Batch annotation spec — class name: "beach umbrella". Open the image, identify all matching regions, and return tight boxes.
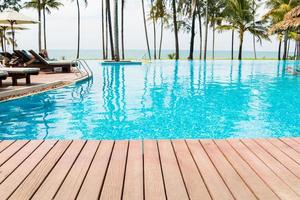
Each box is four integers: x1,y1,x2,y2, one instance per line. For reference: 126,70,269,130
0,10,38,51
0,24,28,52
269,6,300,59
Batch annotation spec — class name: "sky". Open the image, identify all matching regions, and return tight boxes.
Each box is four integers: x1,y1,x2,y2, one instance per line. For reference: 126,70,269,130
14,0,281,52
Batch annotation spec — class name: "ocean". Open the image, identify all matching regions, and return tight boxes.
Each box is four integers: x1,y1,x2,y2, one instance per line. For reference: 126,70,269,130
47,49,280,60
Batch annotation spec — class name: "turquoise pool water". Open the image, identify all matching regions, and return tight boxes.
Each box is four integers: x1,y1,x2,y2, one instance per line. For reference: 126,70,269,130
0,60,300,140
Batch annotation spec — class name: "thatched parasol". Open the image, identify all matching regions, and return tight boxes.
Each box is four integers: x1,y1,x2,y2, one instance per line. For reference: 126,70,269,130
269,6,300,59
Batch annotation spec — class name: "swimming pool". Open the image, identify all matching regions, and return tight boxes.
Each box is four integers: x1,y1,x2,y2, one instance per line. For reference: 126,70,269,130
0,60,300,140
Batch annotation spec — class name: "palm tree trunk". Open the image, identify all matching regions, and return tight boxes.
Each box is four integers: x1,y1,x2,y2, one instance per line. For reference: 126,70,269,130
113,0,119,61
231,29,234,60
238,31,244,60
0,31,4,52
282,31,288,60
106,0,114,59
102,0,106,59
151,0,157,59
212,22,215,60
287,39,290,59
142,0,151,60
252,0,256,59
172,0,179,60
278,37,281,60
121,0,125,60
105,5,108,59
203,0,208,60
188,9,196,60
198,8,202,60
43,6,47,50
37,0,42,52
159,18,163,59
76,0,80,59
296,39,300,60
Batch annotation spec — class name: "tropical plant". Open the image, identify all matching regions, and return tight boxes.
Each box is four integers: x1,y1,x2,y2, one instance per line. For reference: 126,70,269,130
24,0,42,51
172,0,179,59
0,0,22,11
150,0,169,59
71,0,87,59
264,0,300,60
218,0,269,60
113,0,119,61
142,0,151,60
24,0,63,50
121,0,125,59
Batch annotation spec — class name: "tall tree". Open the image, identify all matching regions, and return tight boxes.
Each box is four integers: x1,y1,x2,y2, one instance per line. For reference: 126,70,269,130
150,0,157,59
150,0,169,59
106,0,114,59
172,0,179,59
0,0,22,11
142,0,151,60
70,0,87,59
203,0,208,60
264,0,300,60
113,0,119,61
121,0,125,59
219,0,269,60
101,0,106,59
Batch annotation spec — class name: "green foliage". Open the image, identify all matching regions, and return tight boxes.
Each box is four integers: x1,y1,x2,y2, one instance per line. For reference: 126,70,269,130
167,53,176,59
24,0,63,13
0,0,22,11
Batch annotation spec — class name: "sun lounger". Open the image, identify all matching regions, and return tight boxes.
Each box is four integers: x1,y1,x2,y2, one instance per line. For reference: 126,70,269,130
0,67,39,86
29,50,74,73
0,70,8,86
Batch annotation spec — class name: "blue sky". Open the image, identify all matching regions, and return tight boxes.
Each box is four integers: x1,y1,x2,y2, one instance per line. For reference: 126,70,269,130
15,0,283,52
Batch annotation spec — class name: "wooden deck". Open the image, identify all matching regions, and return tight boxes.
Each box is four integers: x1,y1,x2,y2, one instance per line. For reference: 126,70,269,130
0,138,299,200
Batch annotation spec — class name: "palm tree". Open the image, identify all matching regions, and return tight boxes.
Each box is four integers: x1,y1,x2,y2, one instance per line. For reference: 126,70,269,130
172,0,179,59
106,0,114,59
24,0,42,51
264,0,300,60
150,0,157,59
71,0,87,59
113,0,119,61
142,0,151,60
42,0,63,50
203,0,208,60
150,0,169,59
101,0,106,59
219,0,269,60
121,0,125,60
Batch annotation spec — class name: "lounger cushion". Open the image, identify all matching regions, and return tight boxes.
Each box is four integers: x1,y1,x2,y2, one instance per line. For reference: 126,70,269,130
1,67,40,75
0,70,8,79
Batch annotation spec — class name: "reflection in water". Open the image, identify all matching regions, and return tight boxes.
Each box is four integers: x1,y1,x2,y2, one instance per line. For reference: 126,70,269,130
0,60,300,140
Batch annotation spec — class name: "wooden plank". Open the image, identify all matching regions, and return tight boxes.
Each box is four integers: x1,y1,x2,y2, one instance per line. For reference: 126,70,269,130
215,140,279,200
0,140,42,183
255,139,300,178
186,140,234,200
268,138,300,164
228,139,299,200
172,140,211,200
0,140,28,166
158,140,189,200
122,141,144,200
292,138,300,144
0,140,15,153
31,140,86,200
8,140,71,200
201,140,256,200
242,139,300,195
281,138,300,153
54,141,99,200
77,141,114,200
0,140,58,199
144,140,166,200
99,140,128,200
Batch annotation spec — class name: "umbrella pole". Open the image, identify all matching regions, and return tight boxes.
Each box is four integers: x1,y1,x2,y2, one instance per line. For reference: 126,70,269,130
3,27,6,52
10,21,15,51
